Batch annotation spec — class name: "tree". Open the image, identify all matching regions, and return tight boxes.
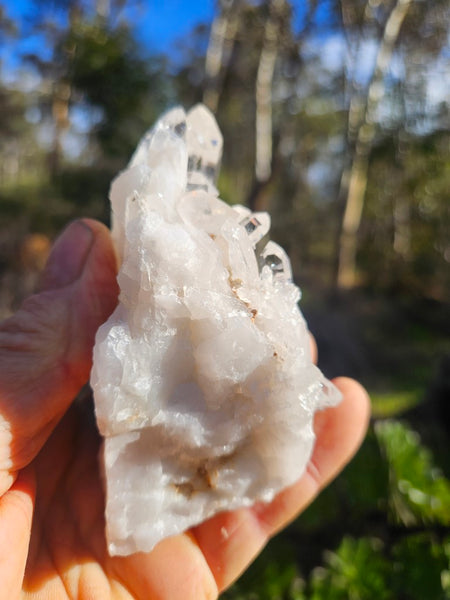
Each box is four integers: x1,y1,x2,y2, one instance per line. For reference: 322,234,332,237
68,21,166,159
254,0,288,185
334,0,450,289
336,0,413,288
203,0,241,114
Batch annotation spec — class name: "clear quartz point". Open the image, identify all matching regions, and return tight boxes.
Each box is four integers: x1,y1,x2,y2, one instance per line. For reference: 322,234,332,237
239,212,271,254
91,103,342,557
159,106,187,131
186,104,223,184
129,107,187,169
259,240,293,282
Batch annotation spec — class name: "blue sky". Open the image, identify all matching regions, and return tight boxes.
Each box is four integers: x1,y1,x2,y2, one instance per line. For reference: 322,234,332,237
1,0,335,69
0,0,342,97
1,0,216,62
133,0,216,53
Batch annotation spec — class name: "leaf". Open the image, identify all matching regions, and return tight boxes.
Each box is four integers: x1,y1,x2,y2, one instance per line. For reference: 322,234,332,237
375,420,450,525
221,537,306,600
310,537,393,600
390,533,450,600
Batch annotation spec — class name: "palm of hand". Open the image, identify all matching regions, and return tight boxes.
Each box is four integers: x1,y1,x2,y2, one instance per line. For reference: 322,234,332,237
23,394,222,599
0,220,369,599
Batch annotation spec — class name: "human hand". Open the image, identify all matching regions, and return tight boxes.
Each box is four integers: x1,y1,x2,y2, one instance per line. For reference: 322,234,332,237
0,219,370,599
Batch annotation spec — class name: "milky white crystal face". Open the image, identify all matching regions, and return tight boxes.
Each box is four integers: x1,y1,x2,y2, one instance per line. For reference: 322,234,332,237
91,104,341,556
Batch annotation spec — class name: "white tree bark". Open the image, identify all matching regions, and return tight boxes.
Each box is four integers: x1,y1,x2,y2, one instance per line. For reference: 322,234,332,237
255,0,285,183
337,0,413,288
203,0,239,113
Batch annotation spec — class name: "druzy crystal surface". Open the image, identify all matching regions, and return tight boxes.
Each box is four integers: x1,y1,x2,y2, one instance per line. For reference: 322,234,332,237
91,104,341,556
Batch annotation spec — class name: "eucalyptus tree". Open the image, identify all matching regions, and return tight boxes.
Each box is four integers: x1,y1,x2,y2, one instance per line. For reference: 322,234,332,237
334,0,450,289
20,0,165,174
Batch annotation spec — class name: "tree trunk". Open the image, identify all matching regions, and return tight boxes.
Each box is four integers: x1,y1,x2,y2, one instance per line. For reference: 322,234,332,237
255,0,284,185
336,0,412,289
49,81,71,177
48,3,82,177
203,0,239,114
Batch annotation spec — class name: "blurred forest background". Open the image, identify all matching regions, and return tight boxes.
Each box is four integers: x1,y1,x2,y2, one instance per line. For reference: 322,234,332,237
0,0,449,597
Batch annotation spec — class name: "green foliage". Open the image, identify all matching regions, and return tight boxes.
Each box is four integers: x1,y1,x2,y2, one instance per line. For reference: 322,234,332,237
310,537,393,600
308,533,450,600
221,538,307,600
362,132,450,296
375,420,450,526
0,84,31,139
371,389,421,418
53,165,112,217
68,21,169,157
391,534,450,600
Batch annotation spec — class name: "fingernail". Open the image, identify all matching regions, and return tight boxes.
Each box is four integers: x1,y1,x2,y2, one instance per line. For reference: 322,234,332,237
41,221,94,290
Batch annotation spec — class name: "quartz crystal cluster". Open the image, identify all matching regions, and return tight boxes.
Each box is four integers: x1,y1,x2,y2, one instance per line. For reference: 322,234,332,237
91,104,341,556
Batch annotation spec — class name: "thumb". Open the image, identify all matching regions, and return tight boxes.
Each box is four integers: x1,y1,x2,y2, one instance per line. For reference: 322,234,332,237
0,219,118,496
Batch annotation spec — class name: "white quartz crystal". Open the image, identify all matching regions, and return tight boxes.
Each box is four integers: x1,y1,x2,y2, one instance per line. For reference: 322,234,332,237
91,104,341,557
